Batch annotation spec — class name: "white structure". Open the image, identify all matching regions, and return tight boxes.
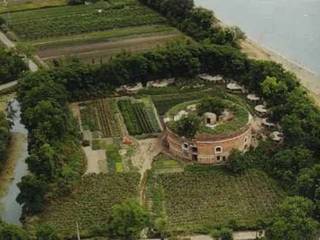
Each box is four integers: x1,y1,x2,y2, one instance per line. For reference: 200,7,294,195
227,82,243,91
255,105,268,114
247,94,260,102
262,118,276,128
187,104,197,111
199,74,224,82
125,82,143,93
270,131,284,142
147,78,175,88
173,110,188,121
204,112,217,126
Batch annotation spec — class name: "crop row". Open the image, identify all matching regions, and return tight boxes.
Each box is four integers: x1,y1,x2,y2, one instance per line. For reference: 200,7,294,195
39,173,140,237
95,99,121,137
118,99,160,136
147,169,284,232
3,1,168,40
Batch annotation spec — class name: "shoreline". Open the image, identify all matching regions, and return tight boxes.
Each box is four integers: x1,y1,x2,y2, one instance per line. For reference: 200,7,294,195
0,133,26,197
241,38,320,105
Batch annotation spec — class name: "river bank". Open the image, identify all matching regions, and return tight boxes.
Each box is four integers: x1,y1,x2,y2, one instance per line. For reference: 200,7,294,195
0,133,26,197
241,38,320,105
0,100,28,225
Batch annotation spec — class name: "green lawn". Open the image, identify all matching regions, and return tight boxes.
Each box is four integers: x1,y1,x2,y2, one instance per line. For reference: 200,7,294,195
36,173,140,238
147,166,285,233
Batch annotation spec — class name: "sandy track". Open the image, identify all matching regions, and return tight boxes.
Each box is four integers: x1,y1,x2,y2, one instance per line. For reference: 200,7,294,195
242,39,320,105
38,33,181,60
83,146,106,175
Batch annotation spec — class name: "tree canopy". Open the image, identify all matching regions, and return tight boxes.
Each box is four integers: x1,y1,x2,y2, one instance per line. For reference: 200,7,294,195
266,196,319,240
107,200,150,240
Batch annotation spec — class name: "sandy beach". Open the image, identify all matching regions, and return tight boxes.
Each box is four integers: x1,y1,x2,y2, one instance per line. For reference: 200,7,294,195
241,38,320,105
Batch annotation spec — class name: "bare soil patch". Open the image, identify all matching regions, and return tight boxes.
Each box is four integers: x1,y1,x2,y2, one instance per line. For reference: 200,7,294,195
38,33,182,61
83,146,106,175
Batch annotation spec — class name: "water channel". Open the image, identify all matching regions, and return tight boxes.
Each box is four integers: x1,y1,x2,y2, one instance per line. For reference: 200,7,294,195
0,100,28,225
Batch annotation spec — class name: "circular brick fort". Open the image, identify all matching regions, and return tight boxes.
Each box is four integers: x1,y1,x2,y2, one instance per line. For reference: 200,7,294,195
163,99,253,164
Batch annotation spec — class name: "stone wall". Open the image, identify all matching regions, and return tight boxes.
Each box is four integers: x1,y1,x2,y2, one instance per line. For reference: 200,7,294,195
166,126,252,164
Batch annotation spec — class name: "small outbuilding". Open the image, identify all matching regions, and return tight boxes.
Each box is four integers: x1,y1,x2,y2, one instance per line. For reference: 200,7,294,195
204,112,217,126
255,105,268,115
147,78,175,88
227,82,243,91
199,74,224,83
125,82,143,93
270,131,284,142
247,94,260,102
262,118,276,128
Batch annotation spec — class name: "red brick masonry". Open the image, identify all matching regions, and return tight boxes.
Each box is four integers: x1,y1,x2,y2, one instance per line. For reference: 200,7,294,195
166,125,252,164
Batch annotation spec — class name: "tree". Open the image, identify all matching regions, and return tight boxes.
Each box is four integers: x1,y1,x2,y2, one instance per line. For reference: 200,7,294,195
26,144,58,180
227,150,251,174
15,43,36,58
16,175,48,214
296,165,320,220
175,114,200,138
0,48,27,84
0,222,29,240
160,0,194,19
107,200,149,240
211,226,233,240
261,76,288,105
0,112,10,164
266,146,314,188
266,196,319,240
36,224,60,240
198,97,225,116
154,217,169,240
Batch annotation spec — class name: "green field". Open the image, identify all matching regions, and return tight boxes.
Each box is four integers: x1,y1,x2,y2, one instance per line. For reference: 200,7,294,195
147,165,285,233
118,97,161,136
1,0,183,63
0,0,66,13
2,0,167,40
37,173,140,238
79,99,122,138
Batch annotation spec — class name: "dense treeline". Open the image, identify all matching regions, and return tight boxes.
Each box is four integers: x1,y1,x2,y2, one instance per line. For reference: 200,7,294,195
16,71,85,215
139,0,245,47
0,48,27,84
47,40,320,237
0,112,10,169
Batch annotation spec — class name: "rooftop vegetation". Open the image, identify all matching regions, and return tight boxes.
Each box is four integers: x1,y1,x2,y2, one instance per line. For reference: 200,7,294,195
166,97,249,138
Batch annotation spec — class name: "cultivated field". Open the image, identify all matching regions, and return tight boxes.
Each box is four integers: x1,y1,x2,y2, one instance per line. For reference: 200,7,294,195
79,98,122,138
0,0,66,13
37,173,140,237
1,0,184,63
147,166,284,232
118,97,161,136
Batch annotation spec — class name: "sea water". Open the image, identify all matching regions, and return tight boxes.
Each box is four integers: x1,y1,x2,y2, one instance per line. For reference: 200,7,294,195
195,0,320,75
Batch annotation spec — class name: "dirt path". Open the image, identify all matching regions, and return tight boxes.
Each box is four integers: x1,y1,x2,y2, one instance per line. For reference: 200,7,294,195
130,138,162,203
83,146,106,175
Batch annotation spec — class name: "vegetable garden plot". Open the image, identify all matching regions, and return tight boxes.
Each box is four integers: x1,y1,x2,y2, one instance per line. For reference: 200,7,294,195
118,98,161,136
80,99,121,137
147,169,285,232
38,173,140,237
2,0,168,40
